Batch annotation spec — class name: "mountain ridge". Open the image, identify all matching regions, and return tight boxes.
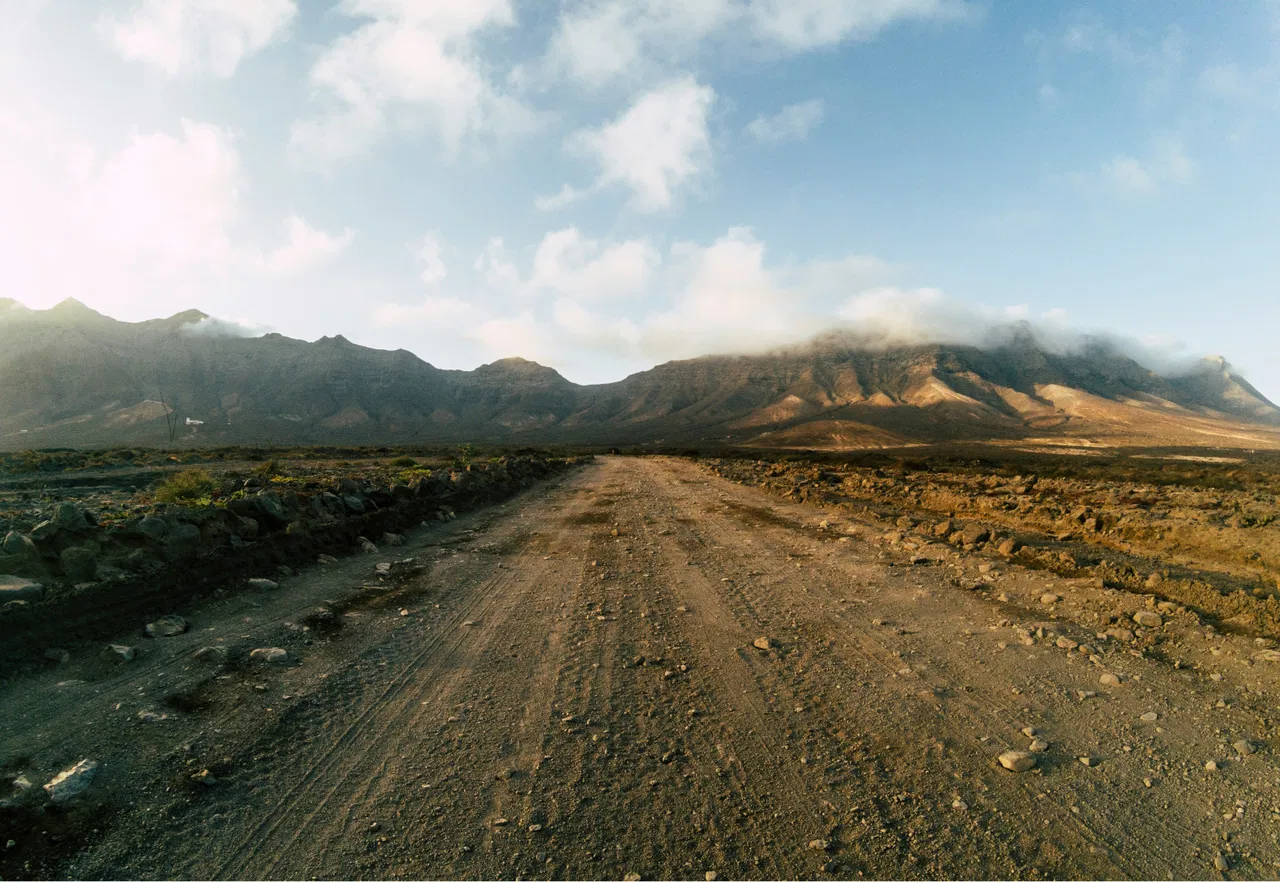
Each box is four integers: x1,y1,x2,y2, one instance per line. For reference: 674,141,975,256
1,302,1277,450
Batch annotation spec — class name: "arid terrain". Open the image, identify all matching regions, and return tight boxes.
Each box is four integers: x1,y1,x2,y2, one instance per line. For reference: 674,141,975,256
3,450,1280,879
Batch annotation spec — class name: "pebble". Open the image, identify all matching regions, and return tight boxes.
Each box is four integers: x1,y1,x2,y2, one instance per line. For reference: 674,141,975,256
753,637,773,651
706,873,717,881
247,578,279,591
145,615,188,638
1056,636,1078,650
249,647,288,664
951,798,968,811
1079,756,1096,767
1029,738,1049,753
1021,727,1037,737
1039,593,1060,605
998,750,1036,772
1099,673,1122,687
1214,853,1229,871
191,769,217,786
193,646,228,664
624,874,641,881
1234,740,1255,756
1139,712,1159,722
101,644,135,663
1205,760,1219,771
808,839,830,851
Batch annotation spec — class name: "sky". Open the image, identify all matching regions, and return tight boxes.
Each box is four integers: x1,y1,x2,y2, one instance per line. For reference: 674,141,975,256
1,1,1278,397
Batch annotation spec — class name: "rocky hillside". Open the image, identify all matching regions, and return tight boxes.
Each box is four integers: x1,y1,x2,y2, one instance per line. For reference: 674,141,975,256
3,299,1278,449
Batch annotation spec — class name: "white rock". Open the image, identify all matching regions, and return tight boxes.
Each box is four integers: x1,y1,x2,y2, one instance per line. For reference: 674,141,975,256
246,578,278,591
101,644,135,663
249,647,288,664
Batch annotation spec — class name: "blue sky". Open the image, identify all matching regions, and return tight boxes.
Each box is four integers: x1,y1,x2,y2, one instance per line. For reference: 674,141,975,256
1,1,1278,398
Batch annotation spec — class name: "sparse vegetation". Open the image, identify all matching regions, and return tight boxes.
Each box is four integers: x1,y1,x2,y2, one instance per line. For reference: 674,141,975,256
389,455,418,467
153,468,217,504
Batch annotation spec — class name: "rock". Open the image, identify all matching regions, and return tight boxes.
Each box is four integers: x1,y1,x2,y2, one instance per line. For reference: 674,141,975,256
1140,711,1159,722
1204,760,1219,771
1105,628,1135,643
381,532,405,547
191,769,217,786
135,515,168,541
1253,649,1280,663
1133,611,1163,628
145,615,188,638
932,520,957,538
956,525,991,546
234,516,260,541
359,537,378,554
2,532,38,560
1055,636,1078,650
1233,739,1256,756
1079,756,1097,767
998,750,1036,772
808,839,830,851
101,644,135,663
752,637,773,651
43,759,99,803
246,578,279,591
317,554,339,564
343,495,367,514
193,645,228,664
249,647,288,664
43,648,69,664
0,576,44,603
1040,593,1061,605
997,538,1023,556
1029,738,1049,753
1214,853,1229,872
1145,572,1163,590
1099,673,1122,687
59,545,98,582
166,523,202,560
623,874,642,882
52,502,89,532
1021,727,1037,737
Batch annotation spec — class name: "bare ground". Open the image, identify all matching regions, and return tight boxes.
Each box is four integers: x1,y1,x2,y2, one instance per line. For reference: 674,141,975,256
3,456,1280,879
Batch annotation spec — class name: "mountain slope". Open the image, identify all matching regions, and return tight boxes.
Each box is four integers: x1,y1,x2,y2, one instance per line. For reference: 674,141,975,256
2,300,1277,449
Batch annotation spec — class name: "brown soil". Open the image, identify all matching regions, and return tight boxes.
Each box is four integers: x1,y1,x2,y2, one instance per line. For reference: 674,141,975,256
2,456,1279,879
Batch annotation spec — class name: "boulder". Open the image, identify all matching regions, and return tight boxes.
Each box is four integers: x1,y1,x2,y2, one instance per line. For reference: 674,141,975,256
145,614,188,638
343,495,366,514
2,531,38,560
134,515,168,542
165,524,202,560
52,502,89,532
0,576,44,603
234,516,260,541
59,545,98,582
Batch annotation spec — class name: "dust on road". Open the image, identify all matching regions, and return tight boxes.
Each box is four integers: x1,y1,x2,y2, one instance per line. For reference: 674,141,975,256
4,457,1278,879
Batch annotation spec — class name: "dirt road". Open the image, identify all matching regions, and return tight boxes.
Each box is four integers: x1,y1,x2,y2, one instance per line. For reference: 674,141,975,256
4,456,1279,879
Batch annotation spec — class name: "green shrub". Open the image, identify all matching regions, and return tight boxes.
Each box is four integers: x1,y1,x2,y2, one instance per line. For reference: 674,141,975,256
389,455,418,467
155,468,217,504
253,459,280,479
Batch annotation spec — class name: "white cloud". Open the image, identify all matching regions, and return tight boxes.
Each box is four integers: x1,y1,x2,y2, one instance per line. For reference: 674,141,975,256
76,119,242,268
748,0,968,50
102,0,297,77
564,77,715,212
545,0,969,86
290,0,530,167
261,215,354,275
473,236,522,291
1089,138,1193,196
534,183,589,211
529,228,659,299
415,233,447,285
373,294,478,326
746,98,824,143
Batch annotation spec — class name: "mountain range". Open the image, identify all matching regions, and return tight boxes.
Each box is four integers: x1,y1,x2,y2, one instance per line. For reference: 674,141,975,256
3,298,1279,451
